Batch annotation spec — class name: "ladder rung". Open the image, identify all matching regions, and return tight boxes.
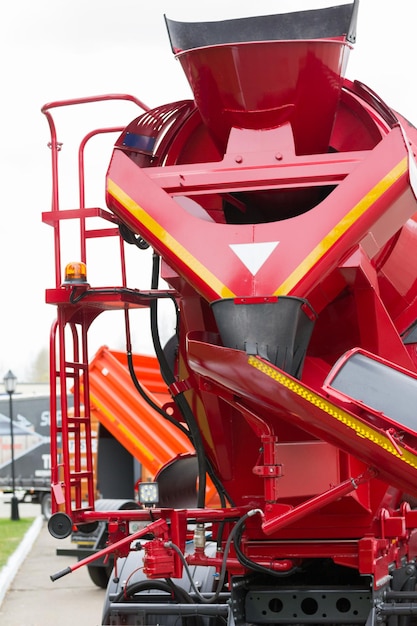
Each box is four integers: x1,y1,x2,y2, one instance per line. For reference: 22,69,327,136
69,471,93,480
67,417,90,425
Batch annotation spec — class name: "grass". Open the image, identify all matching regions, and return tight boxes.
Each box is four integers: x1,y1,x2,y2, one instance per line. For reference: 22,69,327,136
0,518,35,568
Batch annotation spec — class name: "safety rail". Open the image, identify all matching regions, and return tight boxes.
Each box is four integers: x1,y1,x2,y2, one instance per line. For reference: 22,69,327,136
41,94,149,287
43,95,149,517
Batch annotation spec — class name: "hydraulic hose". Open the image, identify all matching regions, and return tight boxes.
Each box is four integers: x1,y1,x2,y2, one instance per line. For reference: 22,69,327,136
165,509,264,603
149,252,207,508
233,517,301,578
121,249,233,507
103,579,203,626
126,351,190,438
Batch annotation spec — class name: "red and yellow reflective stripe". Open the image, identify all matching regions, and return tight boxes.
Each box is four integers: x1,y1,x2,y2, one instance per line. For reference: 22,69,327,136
274,157,408,295
248,354,417,470
107,178,235,299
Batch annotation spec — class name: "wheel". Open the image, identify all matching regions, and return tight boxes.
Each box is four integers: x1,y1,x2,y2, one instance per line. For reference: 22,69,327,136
87,564,113,589
41,492,52,520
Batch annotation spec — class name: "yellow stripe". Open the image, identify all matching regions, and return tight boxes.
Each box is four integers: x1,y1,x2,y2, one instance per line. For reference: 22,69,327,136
248,355,417,471
107,178,235,299
274,157,408,295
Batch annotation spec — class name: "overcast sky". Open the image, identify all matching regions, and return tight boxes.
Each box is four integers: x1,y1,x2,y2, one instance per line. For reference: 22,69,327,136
0,0,416,383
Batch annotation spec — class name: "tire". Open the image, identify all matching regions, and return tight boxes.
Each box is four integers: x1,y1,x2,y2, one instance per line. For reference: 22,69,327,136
87,564,113,589
41,492,52,520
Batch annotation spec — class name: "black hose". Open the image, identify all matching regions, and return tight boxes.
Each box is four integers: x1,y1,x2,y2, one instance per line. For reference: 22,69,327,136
119,222,150,249
113,578,173,602
120,252,234,508
126,351,190,438
165,579,205,626
103,579,203,626
125,310,233,507
148,253,233,509
233,519,301,578
150,252,207,508
166,510,263,604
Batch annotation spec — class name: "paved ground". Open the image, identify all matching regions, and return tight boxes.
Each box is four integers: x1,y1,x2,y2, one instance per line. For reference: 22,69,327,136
0,499,106,625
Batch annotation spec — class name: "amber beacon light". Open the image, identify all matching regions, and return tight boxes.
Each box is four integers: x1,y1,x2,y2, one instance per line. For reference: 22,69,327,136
62,261,88,285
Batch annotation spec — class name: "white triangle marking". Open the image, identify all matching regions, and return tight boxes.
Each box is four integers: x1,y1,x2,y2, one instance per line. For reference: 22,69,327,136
229,241,279,275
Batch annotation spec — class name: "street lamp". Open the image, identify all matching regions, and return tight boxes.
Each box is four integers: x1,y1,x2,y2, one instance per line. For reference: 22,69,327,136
3,370,19,520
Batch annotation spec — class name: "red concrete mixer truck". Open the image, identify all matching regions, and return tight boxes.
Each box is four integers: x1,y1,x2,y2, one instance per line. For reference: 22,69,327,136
42,2,417,625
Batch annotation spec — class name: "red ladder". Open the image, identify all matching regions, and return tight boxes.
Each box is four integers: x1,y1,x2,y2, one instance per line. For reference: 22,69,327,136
42,95,149,522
